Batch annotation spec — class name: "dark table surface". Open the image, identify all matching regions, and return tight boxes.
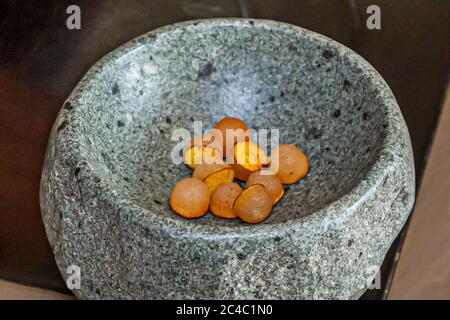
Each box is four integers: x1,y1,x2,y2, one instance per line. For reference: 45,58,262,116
0,0,449,299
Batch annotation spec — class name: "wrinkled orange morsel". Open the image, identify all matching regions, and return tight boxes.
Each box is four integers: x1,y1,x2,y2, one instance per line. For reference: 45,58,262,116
271,144,309,184
193,163,235,193
170,178,209,218
210,182,243,219
234,141,267,172
246,170,284,204
184,145,222,170
214,117,250,158
233,184,273,224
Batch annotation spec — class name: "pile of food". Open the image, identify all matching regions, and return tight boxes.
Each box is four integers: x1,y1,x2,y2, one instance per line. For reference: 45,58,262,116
170,117,309,224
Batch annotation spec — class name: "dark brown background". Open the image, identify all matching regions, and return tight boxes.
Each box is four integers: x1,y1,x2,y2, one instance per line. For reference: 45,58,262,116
0,0,449,298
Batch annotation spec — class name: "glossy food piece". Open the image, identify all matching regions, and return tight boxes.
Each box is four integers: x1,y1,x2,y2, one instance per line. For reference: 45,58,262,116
193,163,231,180
184,145,222,170
213,117,250,159
270,144,309,184
231,163,251,181
232,140,268,180
193,163,235,193
246,170,284,204
234,141,267,172
209,182,243,219
169,178,209,218
233,184,273,224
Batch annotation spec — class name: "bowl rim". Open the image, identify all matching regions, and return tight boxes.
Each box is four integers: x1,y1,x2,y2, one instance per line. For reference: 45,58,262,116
59,18,408,239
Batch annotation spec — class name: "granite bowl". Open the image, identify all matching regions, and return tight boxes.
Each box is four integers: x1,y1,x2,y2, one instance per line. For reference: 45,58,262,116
40,19,415,299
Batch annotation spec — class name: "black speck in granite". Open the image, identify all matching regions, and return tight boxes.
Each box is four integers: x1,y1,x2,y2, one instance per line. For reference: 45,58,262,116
288,43,297,53
322,49,335,59
57,120,68,132
343,79,351,91
197,61,215,78
331,109,341,118
237,252,247,260
63,101,73,111
112,82,120,95
306,126,322,140
161,91,170,99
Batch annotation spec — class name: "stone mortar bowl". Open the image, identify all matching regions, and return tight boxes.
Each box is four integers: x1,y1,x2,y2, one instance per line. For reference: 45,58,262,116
40,19,415,299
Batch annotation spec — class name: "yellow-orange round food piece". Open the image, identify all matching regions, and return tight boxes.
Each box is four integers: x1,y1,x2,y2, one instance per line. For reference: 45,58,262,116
246,170,284,204
193,163,230,180
270,144,309,184
231,163,251,181
210,182,243,219
184,145,222,170
214,117,250,158
233,184,273,224
170,178,209,218
193,163,235,193
234,141,267,172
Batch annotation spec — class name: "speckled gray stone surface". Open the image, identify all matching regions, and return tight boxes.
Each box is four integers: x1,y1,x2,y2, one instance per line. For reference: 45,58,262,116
40,19,415,299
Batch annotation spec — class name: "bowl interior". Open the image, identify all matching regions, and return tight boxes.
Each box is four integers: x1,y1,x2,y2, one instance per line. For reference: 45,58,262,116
74,20,387,225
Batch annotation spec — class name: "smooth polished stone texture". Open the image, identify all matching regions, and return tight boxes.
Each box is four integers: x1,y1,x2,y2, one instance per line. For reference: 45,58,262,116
40,19,415,299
